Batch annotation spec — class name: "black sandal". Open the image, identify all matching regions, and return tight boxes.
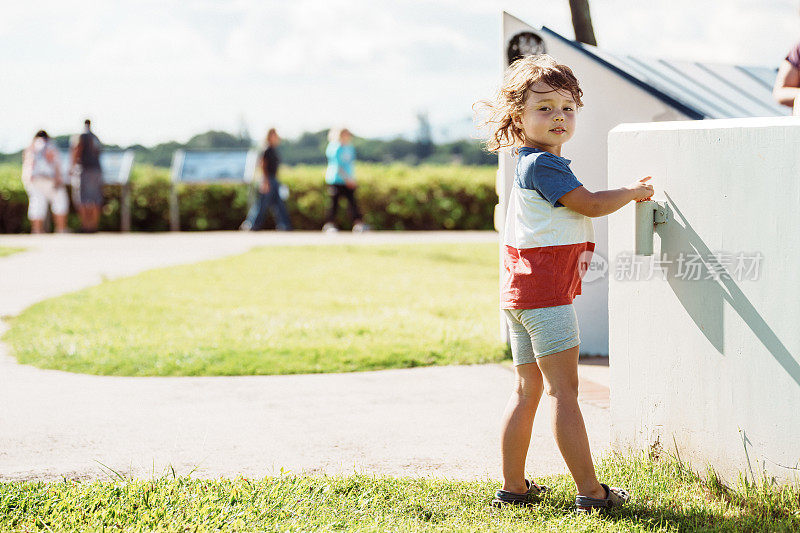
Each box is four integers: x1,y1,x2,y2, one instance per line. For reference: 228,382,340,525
491,479,551,507
575,483,629,514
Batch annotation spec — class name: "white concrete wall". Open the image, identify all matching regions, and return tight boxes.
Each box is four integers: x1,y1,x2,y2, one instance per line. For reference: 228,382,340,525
608,117,800,483
498,13,689,355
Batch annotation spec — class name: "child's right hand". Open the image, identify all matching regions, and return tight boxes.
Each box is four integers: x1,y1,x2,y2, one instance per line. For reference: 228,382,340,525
626,176,654,202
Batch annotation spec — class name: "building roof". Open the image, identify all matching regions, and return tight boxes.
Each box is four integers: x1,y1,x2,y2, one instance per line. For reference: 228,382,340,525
542,27,789,120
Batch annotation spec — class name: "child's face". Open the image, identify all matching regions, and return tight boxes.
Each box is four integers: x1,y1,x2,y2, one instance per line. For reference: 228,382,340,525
514,81,577,154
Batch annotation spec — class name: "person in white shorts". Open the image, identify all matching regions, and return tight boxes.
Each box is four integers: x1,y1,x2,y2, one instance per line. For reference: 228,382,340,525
21,130,69,234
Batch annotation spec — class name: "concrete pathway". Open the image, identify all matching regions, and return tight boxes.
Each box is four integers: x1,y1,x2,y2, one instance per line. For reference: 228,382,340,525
0,232,609,482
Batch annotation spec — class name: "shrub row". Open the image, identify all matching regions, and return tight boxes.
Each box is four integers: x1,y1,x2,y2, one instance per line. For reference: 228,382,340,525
0,164,498,232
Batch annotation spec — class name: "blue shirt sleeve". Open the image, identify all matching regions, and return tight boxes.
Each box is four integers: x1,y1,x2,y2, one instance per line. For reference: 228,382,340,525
518,153,583,207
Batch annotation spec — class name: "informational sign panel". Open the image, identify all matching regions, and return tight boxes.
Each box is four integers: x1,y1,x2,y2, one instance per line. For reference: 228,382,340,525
100,151,135,185
59,150,135,185
170,150,257,184
168,149,258,231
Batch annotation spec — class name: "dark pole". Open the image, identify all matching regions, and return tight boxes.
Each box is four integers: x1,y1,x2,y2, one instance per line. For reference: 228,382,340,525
569,0,598,46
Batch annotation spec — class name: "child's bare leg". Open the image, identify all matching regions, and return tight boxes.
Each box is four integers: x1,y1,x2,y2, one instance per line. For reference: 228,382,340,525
536,344,605,499
500,361,543,493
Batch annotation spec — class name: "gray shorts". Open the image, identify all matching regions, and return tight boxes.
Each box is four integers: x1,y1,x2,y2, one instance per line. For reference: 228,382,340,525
504,305,580,365
76,168,104,206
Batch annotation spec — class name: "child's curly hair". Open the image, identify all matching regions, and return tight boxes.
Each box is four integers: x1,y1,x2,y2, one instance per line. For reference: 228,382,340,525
475,54,583,152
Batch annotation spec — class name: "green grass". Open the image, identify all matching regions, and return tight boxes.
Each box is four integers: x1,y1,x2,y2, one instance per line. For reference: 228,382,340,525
2,454,797,532
3,243,507,376
0,246,24,258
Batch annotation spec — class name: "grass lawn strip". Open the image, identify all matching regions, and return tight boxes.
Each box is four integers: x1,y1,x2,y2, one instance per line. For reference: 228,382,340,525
4,243,507,376
1,454,797,532
0,246,24,258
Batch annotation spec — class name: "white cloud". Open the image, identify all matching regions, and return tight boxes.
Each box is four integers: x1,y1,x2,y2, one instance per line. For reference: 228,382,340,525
594,0,798,65
0,0,797,151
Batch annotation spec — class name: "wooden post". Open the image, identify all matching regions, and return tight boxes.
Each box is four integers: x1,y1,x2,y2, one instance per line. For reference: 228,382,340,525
121,182,131,232
118,150,135,233
169,183,179,232
169,150,185,232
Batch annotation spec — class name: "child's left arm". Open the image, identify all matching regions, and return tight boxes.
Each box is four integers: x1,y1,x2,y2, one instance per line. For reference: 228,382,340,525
559,177,653,217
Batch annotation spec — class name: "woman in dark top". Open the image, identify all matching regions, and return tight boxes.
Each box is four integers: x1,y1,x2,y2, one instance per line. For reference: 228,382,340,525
71,119,104,233
240,128,292,231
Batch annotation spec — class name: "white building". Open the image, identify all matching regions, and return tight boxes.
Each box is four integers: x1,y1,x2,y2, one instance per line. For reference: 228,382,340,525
497,12,788,356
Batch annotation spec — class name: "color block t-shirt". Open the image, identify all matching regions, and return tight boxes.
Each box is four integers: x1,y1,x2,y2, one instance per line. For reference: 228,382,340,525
501,147,595,309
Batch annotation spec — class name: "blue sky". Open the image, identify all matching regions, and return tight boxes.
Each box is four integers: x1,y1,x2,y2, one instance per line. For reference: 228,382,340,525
2,0,798,151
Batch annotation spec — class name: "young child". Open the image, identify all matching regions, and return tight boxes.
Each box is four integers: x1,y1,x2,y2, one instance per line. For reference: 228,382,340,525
478,54,653,513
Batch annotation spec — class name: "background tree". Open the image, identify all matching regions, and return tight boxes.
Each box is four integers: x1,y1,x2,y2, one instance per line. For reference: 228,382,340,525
1,128,498,167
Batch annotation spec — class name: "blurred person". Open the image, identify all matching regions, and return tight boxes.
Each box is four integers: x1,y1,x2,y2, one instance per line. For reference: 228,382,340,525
70,119,104,233
240,128,292,231
20,130,68,234
322,128,367,233
774,35,800,114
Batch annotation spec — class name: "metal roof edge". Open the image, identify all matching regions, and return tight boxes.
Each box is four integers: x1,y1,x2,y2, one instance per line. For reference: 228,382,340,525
540,26,706,120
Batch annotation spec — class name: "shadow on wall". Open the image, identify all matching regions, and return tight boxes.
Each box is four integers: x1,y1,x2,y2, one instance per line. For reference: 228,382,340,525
657,192,800,388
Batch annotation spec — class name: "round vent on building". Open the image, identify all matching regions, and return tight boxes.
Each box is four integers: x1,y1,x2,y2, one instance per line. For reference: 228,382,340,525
507,32,546,65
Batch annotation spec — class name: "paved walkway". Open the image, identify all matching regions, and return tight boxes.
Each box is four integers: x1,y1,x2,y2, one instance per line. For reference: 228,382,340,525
0,232,608,482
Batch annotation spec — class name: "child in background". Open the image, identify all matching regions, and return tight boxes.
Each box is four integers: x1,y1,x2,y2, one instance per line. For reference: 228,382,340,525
477,54,653,513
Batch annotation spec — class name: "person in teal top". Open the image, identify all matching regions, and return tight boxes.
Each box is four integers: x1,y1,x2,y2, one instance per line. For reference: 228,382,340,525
322,128,367,232
325,133,356,185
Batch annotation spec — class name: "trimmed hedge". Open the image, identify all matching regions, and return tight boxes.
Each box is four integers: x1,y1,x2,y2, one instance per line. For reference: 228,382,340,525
0,163,498,232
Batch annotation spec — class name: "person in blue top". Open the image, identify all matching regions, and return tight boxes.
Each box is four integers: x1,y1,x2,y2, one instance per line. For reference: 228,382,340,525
322,128,367,232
